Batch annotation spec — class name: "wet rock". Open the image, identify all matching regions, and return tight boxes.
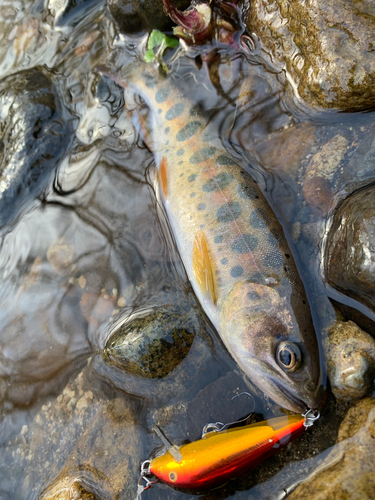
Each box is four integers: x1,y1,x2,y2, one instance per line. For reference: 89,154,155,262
302,176,333,217
0,360,142,500
102,302,197,378
324,320,375,401
0,68,74,232
324,184,375,313
288,397,375,500
246,0,375,110
106,0,190,34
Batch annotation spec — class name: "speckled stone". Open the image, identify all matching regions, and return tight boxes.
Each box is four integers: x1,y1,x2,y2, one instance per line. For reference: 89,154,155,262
102,303,198,378
324,320,375,401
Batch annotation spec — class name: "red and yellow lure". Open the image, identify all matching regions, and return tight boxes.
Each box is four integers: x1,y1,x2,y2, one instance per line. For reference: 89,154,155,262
136,410,319,496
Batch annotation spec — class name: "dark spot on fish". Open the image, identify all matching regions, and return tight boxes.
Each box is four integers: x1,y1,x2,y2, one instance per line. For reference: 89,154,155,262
217,155,236,166
202,173,233,192
176,121,201,141
262,251,284,268
190,104,204,117
178,161,183,165
143,73,157,88
250,273,263,283
190,147,216,164
200,224,205,229
179,173,184,177
165,127,170,134
285,253,290,258
197,203,206,211
284,266,289,273
303,300,306,304
221,258,228,265
165,149,169,153
232,234,258,253
214,235,223,243
166,103,184,120
230,265,243,277
250,208,269,229
155,87,170,103
190,192,196,197
217,202,242,223
165,140,169,146
158,108,162,114
238,183,259,199
177,149,184,156
188,174,197,182
247,291,261,301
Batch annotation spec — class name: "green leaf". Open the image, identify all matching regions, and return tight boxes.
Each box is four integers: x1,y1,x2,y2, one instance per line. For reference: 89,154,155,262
144,49,155,62
147,30,166,50
164,35,179,49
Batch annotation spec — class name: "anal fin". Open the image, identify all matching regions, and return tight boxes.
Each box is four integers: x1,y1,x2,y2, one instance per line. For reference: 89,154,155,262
192,231,216,304
158,156,169,200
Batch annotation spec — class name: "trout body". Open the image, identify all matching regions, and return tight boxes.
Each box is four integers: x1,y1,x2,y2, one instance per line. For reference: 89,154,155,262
112,62,321,412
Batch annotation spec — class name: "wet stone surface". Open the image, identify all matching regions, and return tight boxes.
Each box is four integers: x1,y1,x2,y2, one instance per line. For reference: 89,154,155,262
102,300,198,378
288,397,375,500
324,184,375,314
0,67,74,232
246,0,375,111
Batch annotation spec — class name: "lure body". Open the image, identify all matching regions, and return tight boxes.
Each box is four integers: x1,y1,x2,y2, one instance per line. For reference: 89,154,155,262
109,60,321,412
149,414,306,489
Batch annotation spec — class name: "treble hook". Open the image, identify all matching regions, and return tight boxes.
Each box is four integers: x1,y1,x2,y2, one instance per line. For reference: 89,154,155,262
202,392,255,437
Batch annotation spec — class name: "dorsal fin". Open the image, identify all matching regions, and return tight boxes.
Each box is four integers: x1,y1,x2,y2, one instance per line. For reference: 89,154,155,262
192,231,216,304
158,156,169,199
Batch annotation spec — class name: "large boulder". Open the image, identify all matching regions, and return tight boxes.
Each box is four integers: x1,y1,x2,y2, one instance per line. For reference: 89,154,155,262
246,0,375,111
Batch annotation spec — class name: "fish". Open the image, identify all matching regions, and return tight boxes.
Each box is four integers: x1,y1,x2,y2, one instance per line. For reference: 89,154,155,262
100,57,322,412
146,413,312,490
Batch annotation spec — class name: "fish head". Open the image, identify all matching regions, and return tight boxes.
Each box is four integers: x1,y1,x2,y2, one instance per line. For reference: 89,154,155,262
220,282,321,413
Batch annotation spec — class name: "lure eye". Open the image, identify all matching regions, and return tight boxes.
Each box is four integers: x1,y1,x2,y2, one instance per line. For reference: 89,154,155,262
169,471,177,482
276,341,301,372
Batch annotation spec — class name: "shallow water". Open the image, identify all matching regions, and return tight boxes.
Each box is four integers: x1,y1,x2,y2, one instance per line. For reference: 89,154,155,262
0,1,374,499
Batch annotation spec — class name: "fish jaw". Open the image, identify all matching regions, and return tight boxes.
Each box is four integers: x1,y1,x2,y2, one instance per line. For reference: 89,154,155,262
220,282,322,412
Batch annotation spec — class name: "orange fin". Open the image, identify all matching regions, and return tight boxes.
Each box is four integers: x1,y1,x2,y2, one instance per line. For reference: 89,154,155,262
158,156,169,199
192,231,216,304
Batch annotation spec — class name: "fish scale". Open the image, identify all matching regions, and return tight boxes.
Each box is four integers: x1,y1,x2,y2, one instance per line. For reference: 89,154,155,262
114,63,322,413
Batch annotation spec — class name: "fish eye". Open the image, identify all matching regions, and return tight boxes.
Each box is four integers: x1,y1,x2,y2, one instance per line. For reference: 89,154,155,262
276,341,301,372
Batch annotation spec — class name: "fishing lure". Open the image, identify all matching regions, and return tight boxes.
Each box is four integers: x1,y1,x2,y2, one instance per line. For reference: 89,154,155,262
136,409,319,497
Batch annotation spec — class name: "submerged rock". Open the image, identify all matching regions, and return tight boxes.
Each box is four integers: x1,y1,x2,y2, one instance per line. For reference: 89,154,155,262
0,360,142,500
324,185,375,313
246,0,375,111
102,301,198,378
324,320,375,401
0,68,74,232
288,397,375,500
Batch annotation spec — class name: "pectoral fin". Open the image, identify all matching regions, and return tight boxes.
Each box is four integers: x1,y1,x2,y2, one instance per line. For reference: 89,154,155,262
192,231,216,304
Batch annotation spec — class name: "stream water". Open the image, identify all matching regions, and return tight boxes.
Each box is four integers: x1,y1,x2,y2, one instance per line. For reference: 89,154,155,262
0,1,374,499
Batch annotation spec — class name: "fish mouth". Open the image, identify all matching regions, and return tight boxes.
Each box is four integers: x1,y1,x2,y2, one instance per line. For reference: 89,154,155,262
243,357,319,413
